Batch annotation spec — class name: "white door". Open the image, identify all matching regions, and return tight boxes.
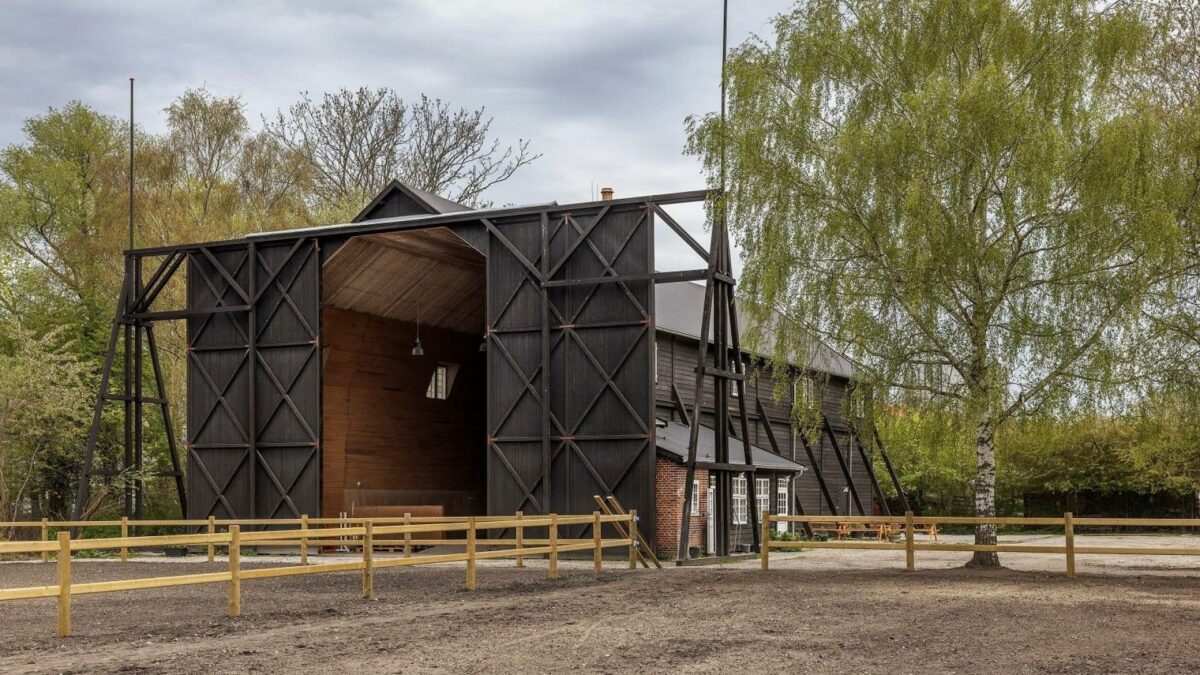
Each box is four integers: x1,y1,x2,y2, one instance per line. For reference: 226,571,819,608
706,484,716,555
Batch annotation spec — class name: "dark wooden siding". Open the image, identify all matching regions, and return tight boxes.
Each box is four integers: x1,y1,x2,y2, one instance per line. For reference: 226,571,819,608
653,331,874,523
186,240,322,520
321,307,486,517
186,247,253,519
487,203,656,540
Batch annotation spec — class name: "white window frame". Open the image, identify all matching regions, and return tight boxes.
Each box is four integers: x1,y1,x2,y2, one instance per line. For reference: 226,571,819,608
777,482,789,516
691,479,700,516
755,477,770,517
426,363,456,400
732,474,748,525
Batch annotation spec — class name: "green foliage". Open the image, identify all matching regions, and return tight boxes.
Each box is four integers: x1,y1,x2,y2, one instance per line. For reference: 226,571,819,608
877,395,1200,515
0,86,539,521
687,1,1199,538
0,318,92,522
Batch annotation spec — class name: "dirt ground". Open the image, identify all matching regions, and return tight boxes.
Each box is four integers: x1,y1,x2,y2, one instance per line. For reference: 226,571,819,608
0,534,1197,674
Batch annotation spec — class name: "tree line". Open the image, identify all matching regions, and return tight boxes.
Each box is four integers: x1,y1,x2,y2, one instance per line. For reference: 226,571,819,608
0,86,537,526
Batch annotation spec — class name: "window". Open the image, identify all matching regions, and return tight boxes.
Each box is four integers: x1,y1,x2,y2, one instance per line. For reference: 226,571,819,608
756,477,770,516
691,479,700,516
794,376,814,406
732,474,748,525
426,364,450,400
777,482,789,516
849,394,866,420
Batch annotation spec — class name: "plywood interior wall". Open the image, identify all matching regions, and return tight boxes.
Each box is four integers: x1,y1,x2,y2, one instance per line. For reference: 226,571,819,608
321,306,486,517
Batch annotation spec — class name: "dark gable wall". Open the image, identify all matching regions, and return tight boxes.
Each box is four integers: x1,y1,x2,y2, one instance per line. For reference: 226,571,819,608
358,188,433,220
653,332,875,521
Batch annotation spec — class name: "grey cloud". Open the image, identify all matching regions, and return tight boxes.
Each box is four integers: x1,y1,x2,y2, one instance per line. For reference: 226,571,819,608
0,0,791,274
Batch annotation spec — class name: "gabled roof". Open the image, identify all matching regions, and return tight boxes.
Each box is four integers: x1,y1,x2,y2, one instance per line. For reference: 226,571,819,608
654,282,854,379
655,419,806,473
352,179,472,222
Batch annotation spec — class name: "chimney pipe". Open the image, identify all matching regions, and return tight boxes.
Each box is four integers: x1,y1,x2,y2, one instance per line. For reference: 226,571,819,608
600,187,614,201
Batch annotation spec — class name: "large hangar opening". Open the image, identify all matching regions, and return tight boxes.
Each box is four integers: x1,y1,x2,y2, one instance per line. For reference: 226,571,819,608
320,227,486,520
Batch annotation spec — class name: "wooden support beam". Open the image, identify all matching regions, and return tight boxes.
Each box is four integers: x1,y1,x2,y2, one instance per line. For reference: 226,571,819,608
873,427,911,513
823,418,865,515
849,422,891,516
548,514,559,580
605,496,661,569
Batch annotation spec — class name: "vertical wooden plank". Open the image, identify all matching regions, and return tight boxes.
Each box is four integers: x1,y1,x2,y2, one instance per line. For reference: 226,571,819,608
761,513,770,571
548,513,558,580
628,509,638,570
905,511,915,572
300,514,309,565
515,511,524,568
593,511,602,576
538,212,551,516
228,525,241,617
207,516,215,562
466,517,477,592
120,516,129,562
403,512,412,558
56,532,71,637
1064,512,1075,578
362,521,374,598
247,241,257,521
40,518,48,563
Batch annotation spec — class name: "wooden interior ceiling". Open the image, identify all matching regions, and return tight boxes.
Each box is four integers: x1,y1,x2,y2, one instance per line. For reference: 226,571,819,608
322,227,485,335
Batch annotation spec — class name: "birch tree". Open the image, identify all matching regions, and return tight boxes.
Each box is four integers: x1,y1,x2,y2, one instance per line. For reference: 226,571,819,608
686,0,1194,565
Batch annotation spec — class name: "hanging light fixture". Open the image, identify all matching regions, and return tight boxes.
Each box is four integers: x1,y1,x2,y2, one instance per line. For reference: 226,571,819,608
412,297,425,357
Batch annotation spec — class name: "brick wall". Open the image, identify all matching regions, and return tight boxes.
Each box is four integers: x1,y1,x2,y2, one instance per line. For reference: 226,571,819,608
654,457,708,558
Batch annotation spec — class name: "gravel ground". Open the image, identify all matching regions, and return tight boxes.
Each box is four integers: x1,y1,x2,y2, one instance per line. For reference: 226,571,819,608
0,534,1196,674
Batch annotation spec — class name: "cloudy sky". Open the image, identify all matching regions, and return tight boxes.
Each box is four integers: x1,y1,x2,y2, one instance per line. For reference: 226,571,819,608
0,0,792,271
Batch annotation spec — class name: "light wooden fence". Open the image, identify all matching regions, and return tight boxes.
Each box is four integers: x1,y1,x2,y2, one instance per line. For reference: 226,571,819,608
0,511,639,637
761,513,1200,576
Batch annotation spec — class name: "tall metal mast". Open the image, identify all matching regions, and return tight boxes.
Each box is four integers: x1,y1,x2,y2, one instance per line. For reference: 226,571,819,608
676,0,760,561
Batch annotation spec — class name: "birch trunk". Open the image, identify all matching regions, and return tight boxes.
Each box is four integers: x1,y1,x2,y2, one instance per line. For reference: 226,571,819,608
967,411,1000,567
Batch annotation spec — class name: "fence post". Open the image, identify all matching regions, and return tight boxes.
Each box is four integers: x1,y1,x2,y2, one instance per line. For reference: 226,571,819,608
363,521,374,599
515,511,524,568
628,509,638,570
300,514,309,565
761,514,771,570
1064,512,1075,578
466,517,477,592
548,513,559,580
40,518,49,564
592,512,603,575
228,525,241,617
207,516,216,562
403,512,412,558
120,516,129,562
905,511,915,572
56,532,71,637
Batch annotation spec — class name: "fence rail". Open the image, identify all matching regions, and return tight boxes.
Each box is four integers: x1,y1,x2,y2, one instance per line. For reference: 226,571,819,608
761,512,1200,576
0,511,640,638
